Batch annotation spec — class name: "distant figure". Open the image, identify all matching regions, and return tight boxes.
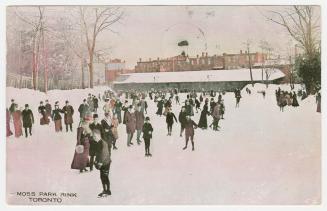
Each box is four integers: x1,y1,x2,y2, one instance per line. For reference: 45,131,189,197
135,105,145,144
316,92,321,113
38,101,49,125
198,99,210,129
6,108,13,137
166,108,178,136
142,116,153,157
183,116,198,151
22,104,34,138
52,103,64,132
12,104,23,138
78,99,89,122
45,100,52,121
292,92,299,107
63,100,74,132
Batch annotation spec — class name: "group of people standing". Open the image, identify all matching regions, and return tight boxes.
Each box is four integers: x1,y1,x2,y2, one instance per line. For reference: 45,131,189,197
275,87,299,112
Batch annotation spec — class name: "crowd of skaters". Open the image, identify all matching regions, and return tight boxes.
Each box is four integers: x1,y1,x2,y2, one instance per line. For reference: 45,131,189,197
6,85,321,197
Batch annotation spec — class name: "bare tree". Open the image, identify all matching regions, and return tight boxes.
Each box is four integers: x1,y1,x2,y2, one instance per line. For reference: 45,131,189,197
263,6,320,59
79,6,124,88
243,39,254,86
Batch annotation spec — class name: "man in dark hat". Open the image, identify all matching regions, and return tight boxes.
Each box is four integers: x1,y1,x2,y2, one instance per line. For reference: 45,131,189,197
62,100,74,132
22,104,34,138
78,99,89,123
142,116,153,157
125,105,136,146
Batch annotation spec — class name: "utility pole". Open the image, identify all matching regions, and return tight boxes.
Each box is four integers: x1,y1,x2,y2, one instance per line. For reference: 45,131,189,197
244,40,254,86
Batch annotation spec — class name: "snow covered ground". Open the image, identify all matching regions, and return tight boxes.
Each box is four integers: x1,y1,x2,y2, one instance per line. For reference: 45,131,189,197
6,83,321,205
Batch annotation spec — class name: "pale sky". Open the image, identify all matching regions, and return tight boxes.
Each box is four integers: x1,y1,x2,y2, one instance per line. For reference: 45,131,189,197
7,5,321,69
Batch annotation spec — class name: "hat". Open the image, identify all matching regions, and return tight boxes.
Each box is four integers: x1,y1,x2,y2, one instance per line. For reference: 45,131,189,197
11,99,14,102
145,117,150,121
83,99,86,102
65,100,69,104
104,112,109,116
55,101,59,104
129,105,133,109
93,114,98,119
40,101,43,104
25,104,29,107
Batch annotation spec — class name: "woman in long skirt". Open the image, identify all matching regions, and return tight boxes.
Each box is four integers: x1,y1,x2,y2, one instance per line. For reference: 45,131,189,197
12,106,23,137
292,92,299,107
52,104,63,132
6,108,13,137
71,123,90,173
198,100,209,129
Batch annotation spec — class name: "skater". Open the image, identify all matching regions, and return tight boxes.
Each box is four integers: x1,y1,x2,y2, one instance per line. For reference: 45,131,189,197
185,100,192,116
52,103,64,132
122,100,129,124
114,99,123,124
12,104,23,137
38,101,49,125
45,100,52,121
166,108,177,136
135,105,145,144
89,114,103,171
9,99,16,116
292,92,299,107
93,129,112,197
111,114,119,149
195,98,201,113
316,92,321,113
6,108,13,137
156,98,164,116
21,104,34,138
175,94,180,105
93,95,99,113
211,102,221,131
219,100,225,119
62,100,74,132
125,105,136,146
71,122,90,173
78,99,89,122
235,89,242,108
178,106,187,137
198,99,210,129
142,117,153,157
101,112,116,151
183,116,198,151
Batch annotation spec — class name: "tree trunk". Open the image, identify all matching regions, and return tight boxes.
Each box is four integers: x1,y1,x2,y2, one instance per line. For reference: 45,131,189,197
88,56,94,88
81,59,85,89
248,52,254,86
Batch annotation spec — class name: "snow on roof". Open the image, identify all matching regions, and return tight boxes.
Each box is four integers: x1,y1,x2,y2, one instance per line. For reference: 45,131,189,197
113,68,285,84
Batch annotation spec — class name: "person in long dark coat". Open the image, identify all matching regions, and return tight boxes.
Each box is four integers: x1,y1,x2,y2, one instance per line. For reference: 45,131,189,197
185,100,192,116
316,92,321,113
21,104,34,138
198,99,210,129
135,105,145,144
166,108,177,136
125,105,136,146
78,99,89,122
93,96,99,113
115,99,123,124
62,100,74,132
38,101,49,125
178,106,187,137
156,98,164,116
71,125,90,173
211,103,221,131
93,129,112,197
122,100,129,124
89,114,103,171
45,100,52,121
183,116,198,151
52,103,64,132
291,92,299,107
142,116,153,157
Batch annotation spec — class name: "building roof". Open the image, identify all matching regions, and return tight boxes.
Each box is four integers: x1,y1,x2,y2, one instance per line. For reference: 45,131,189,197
113,68,285,84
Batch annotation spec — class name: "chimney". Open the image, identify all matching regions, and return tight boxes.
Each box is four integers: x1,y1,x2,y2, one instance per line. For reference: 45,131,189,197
139,58,142,62
240,50,242,54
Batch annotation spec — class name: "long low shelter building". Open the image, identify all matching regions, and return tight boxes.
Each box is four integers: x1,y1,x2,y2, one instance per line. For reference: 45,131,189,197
113,68,285,91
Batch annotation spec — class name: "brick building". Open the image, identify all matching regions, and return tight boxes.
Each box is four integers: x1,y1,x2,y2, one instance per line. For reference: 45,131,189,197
134,51,267,73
